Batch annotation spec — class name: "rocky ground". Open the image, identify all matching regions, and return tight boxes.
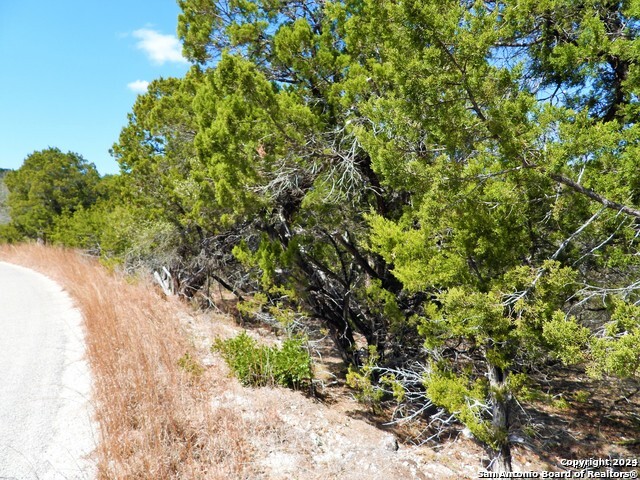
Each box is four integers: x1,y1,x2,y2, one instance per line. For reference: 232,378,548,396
174,292,639,479
180,307,484,479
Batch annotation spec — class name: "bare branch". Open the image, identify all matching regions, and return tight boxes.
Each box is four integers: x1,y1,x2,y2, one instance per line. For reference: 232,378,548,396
504,207,606,306
550,173,640,219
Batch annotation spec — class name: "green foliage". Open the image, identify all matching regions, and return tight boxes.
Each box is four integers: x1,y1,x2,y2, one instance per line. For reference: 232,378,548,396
50,204,117,255
507,372,571,409
573,390,590,404
0,169,19,243
542,312,591,365
362,280,404,333
213,331,313,389
4,148,100,241
232,236,286,289
0,223,21,244
50,0,640,470
424,365,494,447
111,71,213,233
346,346,385,412
0,169,10,226
588,301,640,379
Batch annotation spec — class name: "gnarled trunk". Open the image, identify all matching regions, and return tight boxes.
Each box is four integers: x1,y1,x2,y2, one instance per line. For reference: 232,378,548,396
487,364,513,473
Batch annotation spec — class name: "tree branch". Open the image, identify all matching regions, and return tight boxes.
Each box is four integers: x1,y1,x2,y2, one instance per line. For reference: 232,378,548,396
549,173,640,219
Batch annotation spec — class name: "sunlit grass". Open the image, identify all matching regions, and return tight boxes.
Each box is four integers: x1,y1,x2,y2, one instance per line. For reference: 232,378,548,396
0,244,257,479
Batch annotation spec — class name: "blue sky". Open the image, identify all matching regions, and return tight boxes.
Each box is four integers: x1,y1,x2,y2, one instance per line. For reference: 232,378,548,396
0,0,191,175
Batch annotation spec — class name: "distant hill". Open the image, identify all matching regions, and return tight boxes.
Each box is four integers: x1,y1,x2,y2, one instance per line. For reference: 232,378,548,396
0,169,10,224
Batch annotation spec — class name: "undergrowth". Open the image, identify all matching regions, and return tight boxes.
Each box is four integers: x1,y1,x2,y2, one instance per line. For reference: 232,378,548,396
213,331,313,389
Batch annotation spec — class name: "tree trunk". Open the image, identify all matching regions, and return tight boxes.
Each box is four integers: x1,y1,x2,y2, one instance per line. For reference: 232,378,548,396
325,320,358,365
487,364,513,473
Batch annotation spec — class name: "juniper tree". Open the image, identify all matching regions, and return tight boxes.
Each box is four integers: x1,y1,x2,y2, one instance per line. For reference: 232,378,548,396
176,0,406,361
109,0,640,472
4,148,99,242
341,0,640,471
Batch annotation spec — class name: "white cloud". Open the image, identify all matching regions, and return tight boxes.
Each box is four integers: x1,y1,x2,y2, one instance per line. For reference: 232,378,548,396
127,80,150,94
133,28,187,65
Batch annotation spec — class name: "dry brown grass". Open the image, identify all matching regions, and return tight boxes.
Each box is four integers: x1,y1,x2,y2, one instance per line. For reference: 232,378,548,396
0,244,261,479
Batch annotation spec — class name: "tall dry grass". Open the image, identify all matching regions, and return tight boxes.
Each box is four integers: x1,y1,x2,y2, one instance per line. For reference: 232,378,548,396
0,244,258,479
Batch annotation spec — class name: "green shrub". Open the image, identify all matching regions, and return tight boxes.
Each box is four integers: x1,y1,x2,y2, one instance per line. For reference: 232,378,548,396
346,346,385,413
213,331,313,389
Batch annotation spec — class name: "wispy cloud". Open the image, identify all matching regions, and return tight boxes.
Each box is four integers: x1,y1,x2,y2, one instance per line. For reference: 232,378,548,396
133,28,187,65
127,80,150,94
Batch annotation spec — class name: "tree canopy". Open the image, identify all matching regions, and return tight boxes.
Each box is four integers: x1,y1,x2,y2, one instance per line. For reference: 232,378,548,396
4,148,100,241
179,0,640,471
121,0,640,471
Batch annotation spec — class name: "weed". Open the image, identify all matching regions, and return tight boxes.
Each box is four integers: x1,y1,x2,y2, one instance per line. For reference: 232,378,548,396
178,352,205,377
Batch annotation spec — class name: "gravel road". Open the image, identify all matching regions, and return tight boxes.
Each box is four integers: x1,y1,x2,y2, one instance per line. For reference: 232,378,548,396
0,262,95,480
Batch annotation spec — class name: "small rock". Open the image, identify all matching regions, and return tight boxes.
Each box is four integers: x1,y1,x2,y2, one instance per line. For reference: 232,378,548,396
462,427,474,439
201,355,216,366
382,434,399,452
